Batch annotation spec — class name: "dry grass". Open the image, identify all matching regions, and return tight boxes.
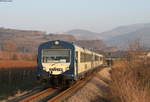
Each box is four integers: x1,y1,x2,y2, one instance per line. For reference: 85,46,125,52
0,60,37,68
0,67,37,100
109,60,150,102
0,60,37,100
0,51,36,61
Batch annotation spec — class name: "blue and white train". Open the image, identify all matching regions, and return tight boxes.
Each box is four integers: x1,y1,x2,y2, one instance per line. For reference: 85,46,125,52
37,40,104,87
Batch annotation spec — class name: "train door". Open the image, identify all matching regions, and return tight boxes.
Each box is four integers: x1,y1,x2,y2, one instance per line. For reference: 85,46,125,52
75,51,78,77
91,53,94,68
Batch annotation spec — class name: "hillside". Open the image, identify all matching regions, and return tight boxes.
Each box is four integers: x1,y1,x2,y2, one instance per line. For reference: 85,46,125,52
65,29,103,40
100,23,150,40
0,28,46,53
65,23,150,50
0,28,77,54
0,28,106,57
89,23,149,49
106,25,150,49
1,23,150,52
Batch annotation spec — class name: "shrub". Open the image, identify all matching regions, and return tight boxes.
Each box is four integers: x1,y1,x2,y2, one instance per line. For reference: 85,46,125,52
109,60,150,102
11,54,18,60
0,67,38,100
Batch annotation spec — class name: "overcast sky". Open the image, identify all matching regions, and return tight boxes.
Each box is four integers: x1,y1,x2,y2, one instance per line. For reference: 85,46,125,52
0,0,150,33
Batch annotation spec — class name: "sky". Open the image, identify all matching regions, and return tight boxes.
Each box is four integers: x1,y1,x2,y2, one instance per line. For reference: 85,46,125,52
0,0,150,33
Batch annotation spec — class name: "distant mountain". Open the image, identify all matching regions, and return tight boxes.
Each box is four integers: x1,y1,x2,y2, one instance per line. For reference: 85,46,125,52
107,27,150,46
65,29,103,40
3,22,150,52
100,23,150,40
64,23,150,50
104,23,150,49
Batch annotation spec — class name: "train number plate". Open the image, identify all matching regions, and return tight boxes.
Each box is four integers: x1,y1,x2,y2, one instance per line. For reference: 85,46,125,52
49,68,63,71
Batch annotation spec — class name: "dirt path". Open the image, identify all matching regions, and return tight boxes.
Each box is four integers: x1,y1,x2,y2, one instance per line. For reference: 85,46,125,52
64,67,111,102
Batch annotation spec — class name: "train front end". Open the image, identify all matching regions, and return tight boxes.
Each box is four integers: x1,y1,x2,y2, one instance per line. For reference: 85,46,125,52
37,40,76,87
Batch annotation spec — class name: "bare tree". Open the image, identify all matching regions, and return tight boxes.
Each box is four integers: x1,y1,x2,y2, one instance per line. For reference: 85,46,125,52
128,38,143,51
2,40,17,52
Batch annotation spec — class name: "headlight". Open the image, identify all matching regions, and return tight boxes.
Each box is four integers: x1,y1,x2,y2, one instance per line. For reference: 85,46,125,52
54,41,59,45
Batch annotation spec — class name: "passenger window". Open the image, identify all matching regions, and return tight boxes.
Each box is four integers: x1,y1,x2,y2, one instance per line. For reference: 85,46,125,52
76,51,78,63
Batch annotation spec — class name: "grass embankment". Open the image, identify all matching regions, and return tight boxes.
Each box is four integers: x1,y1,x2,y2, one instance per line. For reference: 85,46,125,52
0,60,38,100
108,60,150,102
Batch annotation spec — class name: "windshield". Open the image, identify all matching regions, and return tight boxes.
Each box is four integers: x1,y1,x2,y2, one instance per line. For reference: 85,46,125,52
42,49,71,63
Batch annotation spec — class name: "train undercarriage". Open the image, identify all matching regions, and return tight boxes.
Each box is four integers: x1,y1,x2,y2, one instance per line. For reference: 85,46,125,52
40,75,75,88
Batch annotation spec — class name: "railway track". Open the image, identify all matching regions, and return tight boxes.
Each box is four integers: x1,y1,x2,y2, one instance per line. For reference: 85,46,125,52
48,67,105,102
20,78,91,102
18,67,105,102
48,75,93,102
7,86,48,102
19,88,62,102
17,74,94,102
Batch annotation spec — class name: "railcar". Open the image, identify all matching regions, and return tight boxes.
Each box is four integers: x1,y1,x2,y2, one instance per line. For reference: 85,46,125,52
37,40,104,87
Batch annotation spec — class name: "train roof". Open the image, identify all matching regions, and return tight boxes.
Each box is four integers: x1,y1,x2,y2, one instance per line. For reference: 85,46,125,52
39,40,103,56
72,42,103,56
74,45,102,56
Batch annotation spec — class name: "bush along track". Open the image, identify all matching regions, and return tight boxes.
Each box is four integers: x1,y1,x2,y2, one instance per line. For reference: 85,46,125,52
108,60,150,102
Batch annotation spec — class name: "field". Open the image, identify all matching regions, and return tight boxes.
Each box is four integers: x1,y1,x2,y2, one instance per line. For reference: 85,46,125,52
108,59,150,102
0,60,37,68
0,60,38,100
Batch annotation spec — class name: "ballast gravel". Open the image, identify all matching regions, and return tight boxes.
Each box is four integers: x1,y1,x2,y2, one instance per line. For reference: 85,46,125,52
64,67,111,102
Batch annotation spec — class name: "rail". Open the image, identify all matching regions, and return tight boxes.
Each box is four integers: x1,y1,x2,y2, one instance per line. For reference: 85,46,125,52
20,88,56,102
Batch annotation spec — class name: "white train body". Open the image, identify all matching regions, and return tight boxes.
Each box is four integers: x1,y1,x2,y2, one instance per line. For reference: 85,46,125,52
75,46,103,77
37,40,104,87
